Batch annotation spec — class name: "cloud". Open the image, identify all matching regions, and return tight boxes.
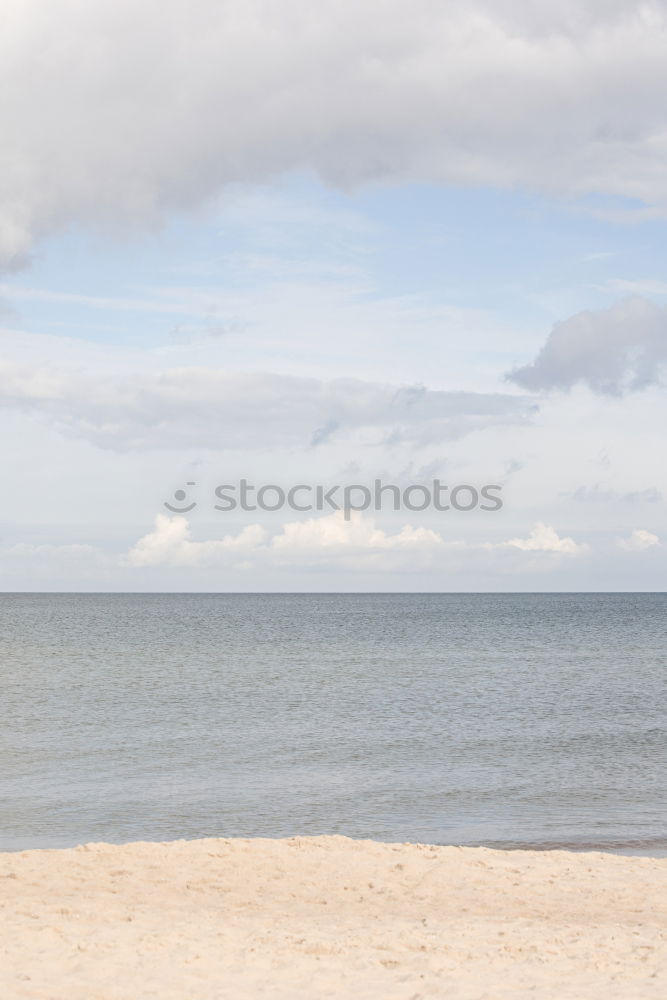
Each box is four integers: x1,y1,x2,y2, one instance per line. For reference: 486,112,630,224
271,509,445,552
126,514,266,567
617,528,661,551
568,485,664,504
507,297,667,395
0,360,532,451
272,513,588,561
499,522,586,554
125,511,586,571
4,1,667,262
606,279,667,296
126,510,447,570
7,541,101,561
270,510,452,570
2,541,112,584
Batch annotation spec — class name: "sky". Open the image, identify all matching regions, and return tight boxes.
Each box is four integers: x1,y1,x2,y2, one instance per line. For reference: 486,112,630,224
1,0,667,590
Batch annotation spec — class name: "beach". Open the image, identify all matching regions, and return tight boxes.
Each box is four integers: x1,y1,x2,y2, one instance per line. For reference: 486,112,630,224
1,836,665,999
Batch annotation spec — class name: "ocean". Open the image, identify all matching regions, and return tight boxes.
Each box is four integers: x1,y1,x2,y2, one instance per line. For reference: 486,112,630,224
1,592,665,853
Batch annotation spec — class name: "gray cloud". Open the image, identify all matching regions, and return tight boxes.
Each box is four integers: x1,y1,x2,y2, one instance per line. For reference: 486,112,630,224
0,361,532,451
507,298,667,395
567,485,664,504
3,1,667,263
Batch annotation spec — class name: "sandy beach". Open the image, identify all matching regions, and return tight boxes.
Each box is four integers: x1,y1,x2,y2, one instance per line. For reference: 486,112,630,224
1,836,665,999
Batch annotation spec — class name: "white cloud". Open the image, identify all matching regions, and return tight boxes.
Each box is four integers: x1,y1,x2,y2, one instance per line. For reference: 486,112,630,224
507,297,667,395
126,514,266,567
0,360,532,451
124,511,587,573
500,521,586,554
271,509,445,552
617,528,661,551
4,1,667,263
126,510,447,570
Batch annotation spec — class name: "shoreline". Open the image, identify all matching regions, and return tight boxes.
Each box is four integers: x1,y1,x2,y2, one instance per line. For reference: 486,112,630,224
3,836,667,857
1,835,665,998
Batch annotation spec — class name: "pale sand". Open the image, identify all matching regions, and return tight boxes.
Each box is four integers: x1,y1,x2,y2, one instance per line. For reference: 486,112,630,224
1,836,666,999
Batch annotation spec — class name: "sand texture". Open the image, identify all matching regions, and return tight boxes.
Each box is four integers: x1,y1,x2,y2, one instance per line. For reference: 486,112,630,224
1,835,666,999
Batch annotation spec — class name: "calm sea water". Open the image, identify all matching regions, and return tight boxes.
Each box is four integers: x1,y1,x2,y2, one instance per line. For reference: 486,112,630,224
1,593,665,853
